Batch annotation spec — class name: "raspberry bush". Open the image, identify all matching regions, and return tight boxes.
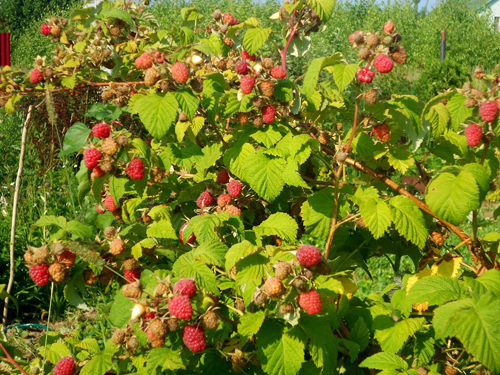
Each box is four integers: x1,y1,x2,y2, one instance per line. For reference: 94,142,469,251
1,1,500,375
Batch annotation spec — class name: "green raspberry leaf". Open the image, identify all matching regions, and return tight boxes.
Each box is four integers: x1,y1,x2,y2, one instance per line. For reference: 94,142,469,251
389,196,427,248
254,212,298,244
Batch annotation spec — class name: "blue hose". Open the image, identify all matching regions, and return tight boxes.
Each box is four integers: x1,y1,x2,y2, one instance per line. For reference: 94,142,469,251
2,323,52,333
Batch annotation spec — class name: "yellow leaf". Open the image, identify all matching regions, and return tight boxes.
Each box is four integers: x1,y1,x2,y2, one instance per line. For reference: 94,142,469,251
406,256,462,294
337,276,358,298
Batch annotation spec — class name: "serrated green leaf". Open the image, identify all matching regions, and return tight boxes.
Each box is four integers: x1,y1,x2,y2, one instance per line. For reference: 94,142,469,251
254,213,298,244
301,187,335,238
61,122,91,156
350,317,370,352
223,143,255,181
407,276,466,306
426,102,450,137
360,352,409,371
225,241,256,271
109,291,134,328
389,196,427,248
109,177,127,203
447,93,474,131
147,219,177,239
303,53,343,102
359,200,392,239
173,88,200,121
330,63,358,92
34,215,67,228
173,252,218,294
250,124,283,148
373,316,425,354
300,315,338,372
235,253,269,287
197,143,222,172
243,27,272,55
245,152,286,201
134,93,179,139
462,163,490,201
387,147,415,174
308,0,335,22
238,311,266,343
193,240,228,267
147,347,185,372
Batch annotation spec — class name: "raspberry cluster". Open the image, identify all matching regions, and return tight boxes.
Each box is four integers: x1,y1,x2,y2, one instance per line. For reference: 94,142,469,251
26,245,75,286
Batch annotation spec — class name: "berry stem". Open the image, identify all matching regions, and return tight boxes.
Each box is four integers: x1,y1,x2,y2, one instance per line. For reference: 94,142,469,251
0,342,28,375
344,85,360,153
280,9,297,75
324,166,342,259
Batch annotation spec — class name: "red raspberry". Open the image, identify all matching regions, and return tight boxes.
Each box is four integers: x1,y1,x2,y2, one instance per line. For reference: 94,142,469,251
173,279,197,298
40,23,52,36
217,194,232,207
373,54,394,74
135,52,153,70
296,245,322,267
217,169,230,184
240,76,255,94
84,148,102,169
179,222,196,244
235,60,250,75
168,295,193,320
30,69,44,84
357,67,376,83
104,195,118,212
29,264,50,286
197,190,215,208
183,325,206,353
228,180,242,198
57,250,76,268
126,158,145,180
373,123,391,142
270,66,286,79
223,13,235,25
154,51,166,63
96,204,105,214
479,100,499,123
383,20,395,34
124,268,141,283
298,290,322,315
348,31,362,45
53,356,76,375
241,51,256,61
92,122,111,139
261,105,276,124
92,167,106,178
226,204,241,216
171,62,190,84
464,124,483,147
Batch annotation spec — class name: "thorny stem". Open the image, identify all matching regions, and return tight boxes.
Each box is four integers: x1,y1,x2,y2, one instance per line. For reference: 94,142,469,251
280,9,297,74
324,167,342,259
0,343,28,375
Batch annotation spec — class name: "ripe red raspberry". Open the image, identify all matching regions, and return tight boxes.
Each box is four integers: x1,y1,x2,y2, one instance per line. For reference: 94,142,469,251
262,105,276,124
171,62,190,84
92,122,111,139
179,222,196,244
168,295,193,320
183,325,206,352
135,52,153,70
197,190,215,208
92,167,106,178
217,169,230,184
373,123,391,142
57,250,76,268
223,13,235,25
29,264,50,286
173,279,197,298
479,100,499,123
298,290,322,315
357,67,376,83
270,66,286,79
464,124,483,147
228,180,242,198
96,204,105,214
53,356,76,375
383,20,395,34
40,23,52,36
126,158,145,180
84,148,102,169
124,267,141,283
235,60,250,75
104,195,118,212
241,50,256,61
296,245,322,267
30,69,44,84
217,194,232,207
225,204,241,216
373,54,394,74
264,277,285,298
240,76,255,94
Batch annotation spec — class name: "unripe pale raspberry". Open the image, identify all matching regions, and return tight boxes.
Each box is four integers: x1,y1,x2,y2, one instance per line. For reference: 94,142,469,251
271,66,286,79
168,295,193,320
240,76,255,94
262,57,274,70
479,100,498,123
373,54,394,74
32,246,50,264
363,89,377,106
228,180,242,198
30,69,44,84
202,311,220,330
348,31,361,45
109,238,125,255
217,194,232,207
197,190,215,208
366,33,380,48
53,356,76,375
260,80,275,97
383,20,395,34
275,261,293,280
391,45,408,65
264,277,285,298
92,122,111,139
122,257,139,271
235,60,250,75
296,245,322,267
104,226,117,239
358,47,372,61
84,148,102,169
464,124,483,147
238,112,250,125
179,222,196,244
124,267,141,283
298,290,322,315
122,281,142,299
83,269,97,285
112,329,126,345
104,195,118,212
173,278,197,298
29,264,50,286
126,158,145,180
135,52,153,70
223,13,235,25
149,318,168,339
430,230,445,247
144,67,159,86
102,137,119,156
226,204,241,216
217,169,230,184
373,123,391,142
171,62,190,84
40,23,52,36
57,250,76,268
357,67,376,83
154,283,169,297
262,105,276,124
183,325,206,352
